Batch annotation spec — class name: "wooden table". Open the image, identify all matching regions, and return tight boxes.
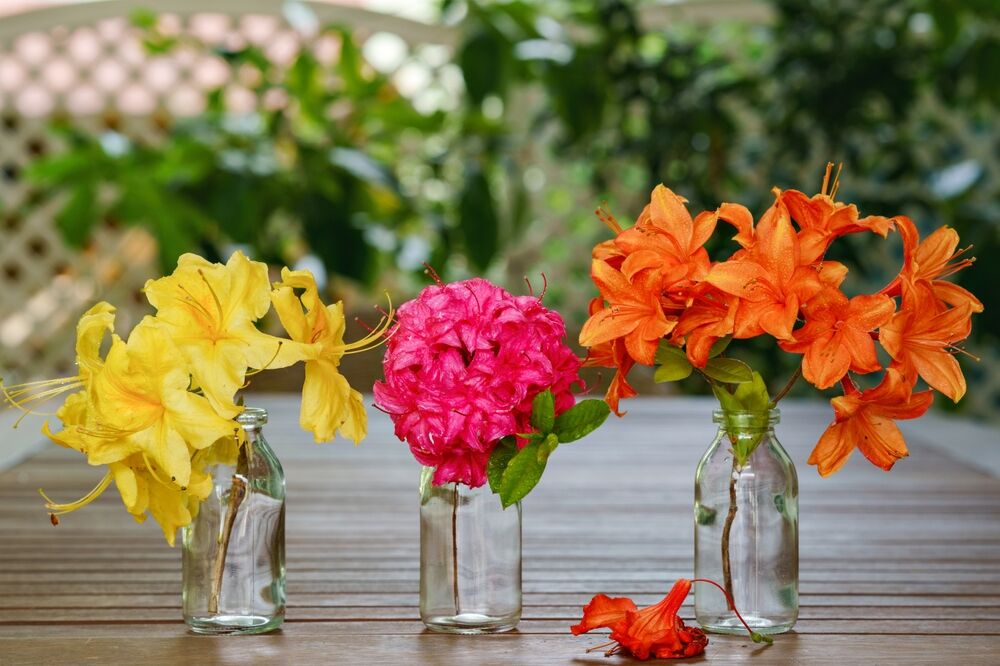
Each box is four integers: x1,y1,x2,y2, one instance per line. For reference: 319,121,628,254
2,396,999,665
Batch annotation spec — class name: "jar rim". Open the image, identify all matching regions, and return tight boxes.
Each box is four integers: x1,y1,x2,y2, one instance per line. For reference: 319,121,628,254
236,407,268,426
712,408,780,425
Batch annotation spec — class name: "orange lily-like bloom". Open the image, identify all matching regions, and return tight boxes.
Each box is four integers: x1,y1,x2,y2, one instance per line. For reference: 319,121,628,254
582,299,639,416
887,216,983,313
672,286,737,368
572,579,709,660
880,279,973,402
810,368,934,476
705,196,822,340
780,289,895,389
782,190,894,263
579,262,675,366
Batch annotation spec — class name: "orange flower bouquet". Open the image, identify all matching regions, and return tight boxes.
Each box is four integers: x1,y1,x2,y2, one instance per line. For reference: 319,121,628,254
578,164,982,641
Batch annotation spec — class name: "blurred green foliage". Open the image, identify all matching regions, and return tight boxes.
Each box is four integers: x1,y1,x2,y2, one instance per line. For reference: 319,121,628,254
30,16,444,285
24,0,999,409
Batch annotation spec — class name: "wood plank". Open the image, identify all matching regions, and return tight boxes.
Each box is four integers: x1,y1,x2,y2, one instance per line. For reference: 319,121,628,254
1,396,999,663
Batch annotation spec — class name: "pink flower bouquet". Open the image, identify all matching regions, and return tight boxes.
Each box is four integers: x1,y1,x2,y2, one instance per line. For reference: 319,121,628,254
375,277,609,503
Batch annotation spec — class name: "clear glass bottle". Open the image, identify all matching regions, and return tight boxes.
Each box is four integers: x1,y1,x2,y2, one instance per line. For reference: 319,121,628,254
182,407,286,635
694,409,798,635
419,472,522,634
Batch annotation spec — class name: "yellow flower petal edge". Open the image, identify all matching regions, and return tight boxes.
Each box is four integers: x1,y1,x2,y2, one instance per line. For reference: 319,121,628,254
271,268,392,444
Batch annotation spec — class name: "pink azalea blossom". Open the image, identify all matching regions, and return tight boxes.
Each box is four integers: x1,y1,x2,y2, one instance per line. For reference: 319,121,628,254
374,278,583,487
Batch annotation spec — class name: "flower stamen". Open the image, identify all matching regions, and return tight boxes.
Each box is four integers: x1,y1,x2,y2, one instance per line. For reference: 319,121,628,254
39,471,113,515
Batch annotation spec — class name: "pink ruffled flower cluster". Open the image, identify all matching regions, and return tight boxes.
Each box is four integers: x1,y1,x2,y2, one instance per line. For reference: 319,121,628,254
374,278,582,487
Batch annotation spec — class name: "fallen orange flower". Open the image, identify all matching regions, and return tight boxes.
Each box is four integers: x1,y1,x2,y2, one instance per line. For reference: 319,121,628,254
572,578,770,660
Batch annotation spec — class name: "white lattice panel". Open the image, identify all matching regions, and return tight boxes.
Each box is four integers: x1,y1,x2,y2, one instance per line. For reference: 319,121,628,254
0,1,455,383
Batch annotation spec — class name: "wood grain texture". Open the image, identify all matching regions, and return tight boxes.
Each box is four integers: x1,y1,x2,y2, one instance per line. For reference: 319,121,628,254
1,396,999,665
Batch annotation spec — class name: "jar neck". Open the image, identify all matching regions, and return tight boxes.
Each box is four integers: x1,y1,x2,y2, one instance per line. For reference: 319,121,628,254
713,409,779,435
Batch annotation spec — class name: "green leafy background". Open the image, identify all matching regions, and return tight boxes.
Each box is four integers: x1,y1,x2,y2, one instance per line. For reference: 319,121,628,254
15,0,1000,418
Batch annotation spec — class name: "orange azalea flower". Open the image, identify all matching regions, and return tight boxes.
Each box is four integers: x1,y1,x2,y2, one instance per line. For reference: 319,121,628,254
579,261,675,366
573,579,708,660
610,185,715,292
672,286,737,368
780,289,895,389
782,193,894,264
570,593,637,636
880,279,973,402
810,368,933,476
582,300,639,417
705,195,822,340
887,216,983,313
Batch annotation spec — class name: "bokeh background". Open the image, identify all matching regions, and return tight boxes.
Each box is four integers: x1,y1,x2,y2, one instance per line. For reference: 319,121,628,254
0,0,996,418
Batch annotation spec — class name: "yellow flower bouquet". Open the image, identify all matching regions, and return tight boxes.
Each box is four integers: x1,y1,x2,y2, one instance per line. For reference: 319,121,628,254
2,251,389,633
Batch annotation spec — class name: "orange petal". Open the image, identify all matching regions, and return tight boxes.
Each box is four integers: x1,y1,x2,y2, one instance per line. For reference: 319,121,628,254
854,414,909,472
809,420,856,477
802,331,850,389
716,202,755,248
571,593,638,635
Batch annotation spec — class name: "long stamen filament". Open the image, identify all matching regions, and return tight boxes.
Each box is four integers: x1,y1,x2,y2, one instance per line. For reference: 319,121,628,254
176,285,215,321
332,294,395,355
39,471,113,515
596,205,623,235
245,341,284,377
197,269,225,321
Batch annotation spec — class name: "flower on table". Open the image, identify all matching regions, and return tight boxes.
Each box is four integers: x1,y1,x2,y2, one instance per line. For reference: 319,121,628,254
573,578,772,659
572,579,708,660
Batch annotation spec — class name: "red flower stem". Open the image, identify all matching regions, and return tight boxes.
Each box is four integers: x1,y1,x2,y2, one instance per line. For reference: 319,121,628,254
691,578,761,640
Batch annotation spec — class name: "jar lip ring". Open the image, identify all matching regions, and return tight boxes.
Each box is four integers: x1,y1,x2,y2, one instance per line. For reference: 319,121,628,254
712,408,780,425
236,407,268,426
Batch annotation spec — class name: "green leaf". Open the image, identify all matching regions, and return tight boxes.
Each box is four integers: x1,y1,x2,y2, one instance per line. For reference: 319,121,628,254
497,442,548,508
734,371,770,411
487,438,518,495
458,168,500,270
711,384,743,413
654,342,693,382
708,335,732,358
552,399,610,442
703,357,754,384
530,390,555,433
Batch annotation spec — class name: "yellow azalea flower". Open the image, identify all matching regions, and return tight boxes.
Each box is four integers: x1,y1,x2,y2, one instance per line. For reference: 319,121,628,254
270,268,391,443
143,251,297,418
36,316,235,544
90,317,239,489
